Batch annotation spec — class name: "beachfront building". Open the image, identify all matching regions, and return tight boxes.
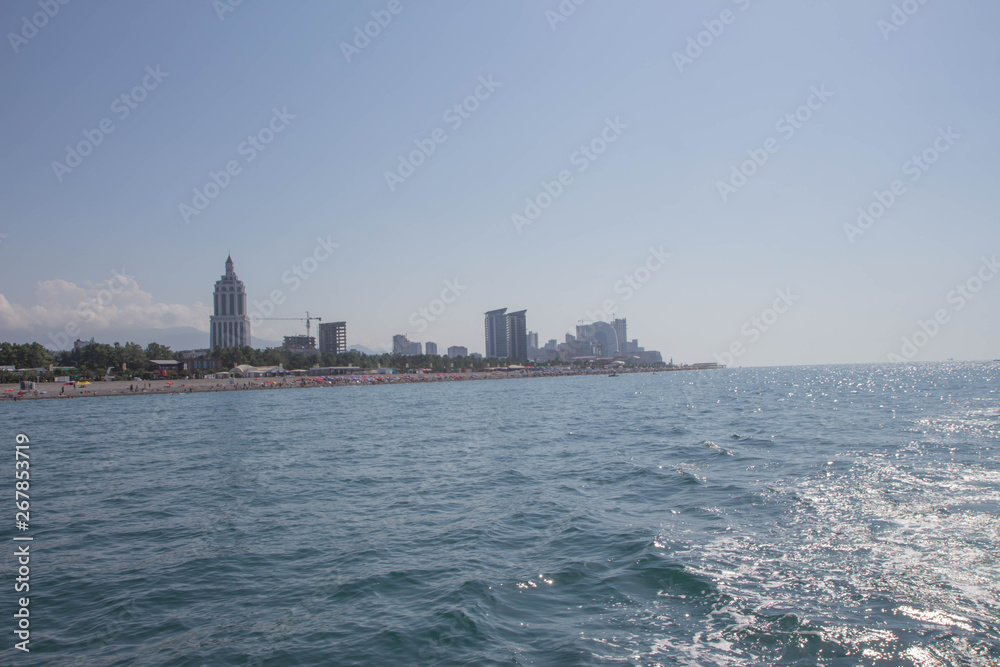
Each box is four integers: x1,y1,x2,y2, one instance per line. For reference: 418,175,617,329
484,308,508,359
485,307,528,361
210,255,251,350
447,346,468,357
148,359,183,377
183,358,222,372
576,321,620,357
318,321,347,355
506,310,528,362
177,350,222,372
392,334,422,356
308,365,362,376
424,342,438,355
231,364,284,378
282,335,318,355
612,318,627,352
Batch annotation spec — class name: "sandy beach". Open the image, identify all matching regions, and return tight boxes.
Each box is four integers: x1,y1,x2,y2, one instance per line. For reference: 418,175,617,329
0,367,670,402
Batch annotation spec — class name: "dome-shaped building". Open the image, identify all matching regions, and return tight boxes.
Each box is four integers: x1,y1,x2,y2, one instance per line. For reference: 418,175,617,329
576,321,620,357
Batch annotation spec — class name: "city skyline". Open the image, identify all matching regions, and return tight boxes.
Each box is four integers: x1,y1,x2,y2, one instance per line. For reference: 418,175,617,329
1,2,998,365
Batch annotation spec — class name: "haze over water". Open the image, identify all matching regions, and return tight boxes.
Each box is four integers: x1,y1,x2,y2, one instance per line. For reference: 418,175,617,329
8,362,999,665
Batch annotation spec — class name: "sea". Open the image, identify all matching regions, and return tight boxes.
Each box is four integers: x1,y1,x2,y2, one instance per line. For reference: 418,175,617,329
5,362,1000,666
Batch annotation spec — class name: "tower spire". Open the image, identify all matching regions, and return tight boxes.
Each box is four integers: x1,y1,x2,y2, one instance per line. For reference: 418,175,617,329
212,253,250,350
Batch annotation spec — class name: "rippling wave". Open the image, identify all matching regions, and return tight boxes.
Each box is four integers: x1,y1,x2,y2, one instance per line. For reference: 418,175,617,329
6,362,999,665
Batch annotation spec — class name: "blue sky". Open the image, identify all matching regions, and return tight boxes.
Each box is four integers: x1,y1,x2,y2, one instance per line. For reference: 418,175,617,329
1,0,998,364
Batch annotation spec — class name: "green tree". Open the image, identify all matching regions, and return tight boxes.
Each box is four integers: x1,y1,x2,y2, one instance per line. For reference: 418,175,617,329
122,342,146,370
78,343,113,373
144,342,173,360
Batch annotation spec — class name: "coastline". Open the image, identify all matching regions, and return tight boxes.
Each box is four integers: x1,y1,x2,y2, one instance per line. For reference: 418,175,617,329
0,367,704,402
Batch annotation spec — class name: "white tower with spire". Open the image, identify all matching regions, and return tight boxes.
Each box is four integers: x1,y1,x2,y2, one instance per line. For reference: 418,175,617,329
209,255,251,350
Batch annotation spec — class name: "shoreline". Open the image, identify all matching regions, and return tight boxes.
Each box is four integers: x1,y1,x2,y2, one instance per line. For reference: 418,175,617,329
0,367,712,402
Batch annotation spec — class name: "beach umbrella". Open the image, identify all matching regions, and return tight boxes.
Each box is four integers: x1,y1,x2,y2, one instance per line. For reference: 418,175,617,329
165,382,173,386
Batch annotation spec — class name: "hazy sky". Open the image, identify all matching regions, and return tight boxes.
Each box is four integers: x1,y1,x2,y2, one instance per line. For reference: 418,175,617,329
1,0,998,365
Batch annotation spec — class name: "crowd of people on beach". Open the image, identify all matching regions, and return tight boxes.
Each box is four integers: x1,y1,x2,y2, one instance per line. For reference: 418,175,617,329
1,365,662,401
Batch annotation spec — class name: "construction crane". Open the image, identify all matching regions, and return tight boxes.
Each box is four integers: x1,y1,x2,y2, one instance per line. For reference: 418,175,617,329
260,311,322,340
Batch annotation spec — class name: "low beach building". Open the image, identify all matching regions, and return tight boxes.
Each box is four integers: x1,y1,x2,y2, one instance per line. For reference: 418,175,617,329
230,364,285,378
148,360,183,377
308,366,362,376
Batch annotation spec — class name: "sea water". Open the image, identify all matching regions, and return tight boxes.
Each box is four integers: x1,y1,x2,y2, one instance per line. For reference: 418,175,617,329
5,362,999,665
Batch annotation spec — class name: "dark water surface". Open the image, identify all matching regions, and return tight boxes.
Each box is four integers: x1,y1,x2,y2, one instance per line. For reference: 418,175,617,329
5,363,1000,665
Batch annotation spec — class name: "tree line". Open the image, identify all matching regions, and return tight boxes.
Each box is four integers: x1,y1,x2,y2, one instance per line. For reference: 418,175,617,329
0,340,526,382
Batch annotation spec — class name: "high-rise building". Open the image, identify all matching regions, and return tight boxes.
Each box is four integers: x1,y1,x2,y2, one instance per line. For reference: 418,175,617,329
282,335,317,354
393,334,422,356
424,342,438,355
447,346,468,357
484,308,508,359
576,321,619,356
612,318,627,352
527,331,539,349
318,321,347,355
210,255,251,350
506,310,528,362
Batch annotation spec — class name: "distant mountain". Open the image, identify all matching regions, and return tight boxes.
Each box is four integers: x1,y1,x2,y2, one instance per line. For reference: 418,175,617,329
1,326,281,351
